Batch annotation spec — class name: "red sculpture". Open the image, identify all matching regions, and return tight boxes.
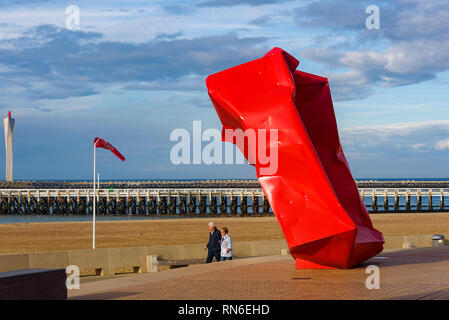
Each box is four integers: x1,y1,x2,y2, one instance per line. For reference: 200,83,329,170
206,48,384,269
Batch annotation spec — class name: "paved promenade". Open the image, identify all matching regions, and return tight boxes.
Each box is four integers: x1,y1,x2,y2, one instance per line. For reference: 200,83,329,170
70,247,449,300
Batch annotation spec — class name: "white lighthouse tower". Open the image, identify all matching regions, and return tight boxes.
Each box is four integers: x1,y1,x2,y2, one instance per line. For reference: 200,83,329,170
4,111,15,182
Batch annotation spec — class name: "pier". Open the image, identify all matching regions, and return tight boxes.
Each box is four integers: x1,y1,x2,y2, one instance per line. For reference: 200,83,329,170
0,185,449,215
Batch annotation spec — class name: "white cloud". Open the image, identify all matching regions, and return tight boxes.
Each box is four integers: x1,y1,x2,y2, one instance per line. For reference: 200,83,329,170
340,120,449,154
435,139,449,151
338,120,449,177
341,120,449,138
411,142,426,149
297,0,449,100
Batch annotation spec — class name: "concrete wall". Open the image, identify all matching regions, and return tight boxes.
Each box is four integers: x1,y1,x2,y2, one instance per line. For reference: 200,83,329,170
68,249,109,275
0,240,289,275
0,235,446,274
384,234,449,249
145,244,205,260
0,254,29,272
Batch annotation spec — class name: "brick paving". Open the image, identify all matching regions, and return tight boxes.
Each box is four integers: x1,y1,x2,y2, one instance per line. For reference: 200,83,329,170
69,247,449,300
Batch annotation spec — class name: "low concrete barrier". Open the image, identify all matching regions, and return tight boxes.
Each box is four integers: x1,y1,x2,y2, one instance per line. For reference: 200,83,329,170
0,254,29,272
108,247,147,274
384,234,449,249
145,244,205,260
0,235,446,274
0,240,288,275
68,249,109,276
29,251,69,269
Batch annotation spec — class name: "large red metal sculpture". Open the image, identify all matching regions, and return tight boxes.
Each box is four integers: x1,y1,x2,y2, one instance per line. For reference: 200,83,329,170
206,48,384,269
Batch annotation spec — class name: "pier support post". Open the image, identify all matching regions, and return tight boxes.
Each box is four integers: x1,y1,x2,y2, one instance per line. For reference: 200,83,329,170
394,189,399,212
360,190,364,207
406,191,411,212
251,192,259,215
27,191,31,213
126,191,130,215
240,193,247,215
7,191,11,215
219,193,227,215
167,192,171,214
417,190,422,211
262,195,270,215
372,190,377,213
230,190,237,214
210,194,217,215
76,191,80,215
156,191,160,215
199,193,207,215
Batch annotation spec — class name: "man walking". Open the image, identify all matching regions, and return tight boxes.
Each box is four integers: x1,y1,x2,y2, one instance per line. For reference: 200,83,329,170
204,222,221,263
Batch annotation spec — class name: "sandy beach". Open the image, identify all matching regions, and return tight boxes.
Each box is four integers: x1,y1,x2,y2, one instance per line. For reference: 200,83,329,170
1,213,449,255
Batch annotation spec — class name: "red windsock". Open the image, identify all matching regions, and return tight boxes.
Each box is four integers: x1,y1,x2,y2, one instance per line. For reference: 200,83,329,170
93,137,126,161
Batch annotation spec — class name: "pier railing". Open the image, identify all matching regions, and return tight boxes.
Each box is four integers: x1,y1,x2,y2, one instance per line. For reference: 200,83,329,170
0,188,448,216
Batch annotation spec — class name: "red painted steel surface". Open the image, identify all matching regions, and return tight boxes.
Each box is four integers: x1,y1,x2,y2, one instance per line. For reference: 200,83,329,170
206,47,384,269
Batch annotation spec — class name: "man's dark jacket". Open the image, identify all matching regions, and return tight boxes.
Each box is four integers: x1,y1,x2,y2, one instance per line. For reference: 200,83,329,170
207,228,221,253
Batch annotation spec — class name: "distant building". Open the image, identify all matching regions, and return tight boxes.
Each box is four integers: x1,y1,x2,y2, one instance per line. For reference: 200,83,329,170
4,111,15,182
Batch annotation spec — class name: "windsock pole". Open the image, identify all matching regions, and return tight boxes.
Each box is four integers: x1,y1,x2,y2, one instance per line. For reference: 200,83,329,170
93,141,96,249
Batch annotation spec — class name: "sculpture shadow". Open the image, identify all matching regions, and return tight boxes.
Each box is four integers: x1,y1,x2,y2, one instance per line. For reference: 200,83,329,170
355,246,449,268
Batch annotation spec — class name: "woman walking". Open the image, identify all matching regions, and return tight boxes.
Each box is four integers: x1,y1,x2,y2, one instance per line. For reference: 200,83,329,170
220,227,233,261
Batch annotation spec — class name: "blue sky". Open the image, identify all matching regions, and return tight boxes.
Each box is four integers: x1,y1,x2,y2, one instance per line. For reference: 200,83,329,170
0,0,449,180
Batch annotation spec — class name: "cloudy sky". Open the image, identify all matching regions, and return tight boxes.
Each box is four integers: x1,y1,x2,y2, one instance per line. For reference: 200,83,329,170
0,0,448,180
